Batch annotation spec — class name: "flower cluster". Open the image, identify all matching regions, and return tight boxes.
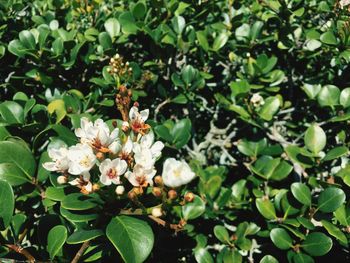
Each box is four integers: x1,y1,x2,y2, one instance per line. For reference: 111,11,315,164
43,104,196,196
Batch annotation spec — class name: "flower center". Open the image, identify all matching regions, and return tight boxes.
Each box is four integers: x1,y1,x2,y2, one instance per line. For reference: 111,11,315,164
79,156,91,168
136,175,147,186
174,168,182,177
107,168,117,179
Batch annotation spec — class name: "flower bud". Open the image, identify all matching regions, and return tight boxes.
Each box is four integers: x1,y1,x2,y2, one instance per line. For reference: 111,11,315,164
168,189,177,200
57,175,68,184
112,120,118,128
154,175,163,186
96,152,104,160
152,187,162,197
92,184,100,191
184,192,195,203
115,185,125,195
122,121,129,132
151,207,163,218
128,190,137,200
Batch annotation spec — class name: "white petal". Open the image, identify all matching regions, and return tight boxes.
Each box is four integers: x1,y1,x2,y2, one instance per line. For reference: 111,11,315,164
132,143,142,155
123,137,133,154
82,172,91,181
100,174,111,185
151,141,164,158
99,159,112,174
68,163,82,175
42,162,57,171
125,171,138,186
108,141,121,154
140,109,149,122
109,128,119,141
69,178,80,186
129,106,138,121
117,159,128,175
141,131,154,148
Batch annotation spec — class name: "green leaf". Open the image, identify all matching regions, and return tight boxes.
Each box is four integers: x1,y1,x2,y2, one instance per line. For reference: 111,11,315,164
0,140,35,185
223,249,242,263
60,207,98,223
291,183,311,206
323,146,348,161
320,31,337,45
106,215,154,263
0,101,24,124
132,1,147,19
321,220,347,244
47,225,67,259
340,88,350,108
301,232,332,256
196,31,209,51
292,253,314,263
301,84,321,100
67,229,104,244
270,228,293,250
317,85,340,107
19,30,36,49
213,32,229,51
48,99,66,123
172,94,188,104
104,18,120,39
304,124,326,154
0,180,14,230
258,96,280,121
8,39,27,57
256,198,277,220
194,248,214,263
182,195,206,220
317,187,346,213
334,206,349,226
61,193,99,210
260,255,279,263
214,225,230,244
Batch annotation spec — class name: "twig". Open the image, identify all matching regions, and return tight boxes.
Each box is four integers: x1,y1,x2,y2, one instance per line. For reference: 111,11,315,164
154,98,170,121
5,244,35,263
71,241,90,263
148,216,184,232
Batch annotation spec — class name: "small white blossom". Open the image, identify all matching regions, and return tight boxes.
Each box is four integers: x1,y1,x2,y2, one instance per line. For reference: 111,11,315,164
69,172,93,194
99,158,127,185
340,0,350,9
133,131,164,170
119,136,133,162
151,207,163,218
75,118,121,154
162,158,196,188
67,144,96,175
115,185,125,195
125,164,156,187
57,175,68,184
250,93,265,107
129,106,150,134
43,147,69,172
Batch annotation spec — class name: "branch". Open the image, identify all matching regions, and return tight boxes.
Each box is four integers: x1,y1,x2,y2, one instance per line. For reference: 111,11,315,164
148,215,184,232
5,244,35,263
71,241,90,263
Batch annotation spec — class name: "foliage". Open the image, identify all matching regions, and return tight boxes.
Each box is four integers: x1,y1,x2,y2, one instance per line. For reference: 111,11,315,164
0,0,350,262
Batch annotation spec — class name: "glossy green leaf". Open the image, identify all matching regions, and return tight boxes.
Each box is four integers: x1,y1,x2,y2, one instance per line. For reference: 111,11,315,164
317,187,345,213
182,195,206,220
270,228,293,250
291,183,311,206
47,225,67,259
304,124,326,154
0,180,14,230
301,232,332,256
106,215,154,263
67,229,104,244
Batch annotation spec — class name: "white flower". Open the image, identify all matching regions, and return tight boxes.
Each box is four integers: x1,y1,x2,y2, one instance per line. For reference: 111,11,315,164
119,136,133,162
129,106,150,134
69,172,93,194
75,117,121,154
67,144,96,175
43,147,69,172
250,93,265,107
99,158,127,185
133,131,164,169
115,185,125,195
340,0,350,8
162,158,196,188
125,164,156,187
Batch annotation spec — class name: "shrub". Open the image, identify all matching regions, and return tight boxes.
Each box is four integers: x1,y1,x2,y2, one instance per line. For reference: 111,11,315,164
0,0,350,262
